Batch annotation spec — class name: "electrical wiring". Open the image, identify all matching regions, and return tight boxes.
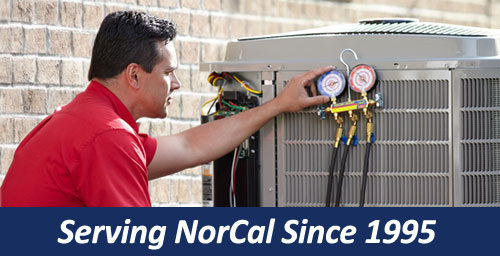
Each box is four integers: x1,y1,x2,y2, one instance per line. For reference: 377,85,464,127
228,100,241,107
205,73,259,207
234,146,241,203
202,72,227,116
229,147,236,207
208,72,224,87
221,72,262,95
204,73,260,116
200,86,223,116
208,92,226,116
207,95,218,115
211,76,224,87
218,94,223,109
231,74,263,95
229,145,241,207
220,98,245,111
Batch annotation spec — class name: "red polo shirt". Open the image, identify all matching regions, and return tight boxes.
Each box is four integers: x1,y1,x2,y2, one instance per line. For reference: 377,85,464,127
0,81,157,207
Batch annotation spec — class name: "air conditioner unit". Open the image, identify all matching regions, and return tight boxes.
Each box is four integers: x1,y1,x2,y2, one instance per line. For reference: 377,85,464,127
200,19,500,207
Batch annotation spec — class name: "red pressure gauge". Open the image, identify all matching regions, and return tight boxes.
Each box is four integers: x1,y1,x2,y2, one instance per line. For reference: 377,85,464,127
349,64,377,93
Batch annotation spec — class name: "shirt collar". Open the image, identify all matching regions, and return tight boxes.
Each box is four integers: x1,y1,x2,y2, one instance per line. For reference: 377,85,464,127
86,80,139,133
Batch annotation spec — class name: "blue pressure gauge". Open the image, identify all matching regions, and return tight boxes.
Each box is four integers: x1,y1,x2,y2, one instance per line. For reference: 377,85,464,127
317,70,346,98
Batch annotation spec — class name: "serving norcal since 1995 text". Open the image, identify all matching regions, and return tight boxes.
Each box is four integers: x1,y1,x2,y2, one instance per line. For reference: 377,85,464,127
57,218,436,250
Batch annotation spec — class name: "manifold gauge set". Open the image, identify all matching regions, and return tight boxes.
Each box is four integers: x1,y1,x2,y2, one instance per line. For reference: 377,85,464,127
317,49,383,208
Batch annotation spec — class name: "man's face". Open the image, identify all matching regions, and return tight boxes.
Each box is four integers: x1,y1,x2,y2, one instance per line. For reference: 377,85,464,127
137,42,180,118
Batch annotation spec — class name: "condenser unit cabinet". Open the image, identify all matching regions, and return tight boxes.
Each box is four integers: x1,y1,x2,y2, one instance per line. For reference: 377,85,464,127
200,19,500,207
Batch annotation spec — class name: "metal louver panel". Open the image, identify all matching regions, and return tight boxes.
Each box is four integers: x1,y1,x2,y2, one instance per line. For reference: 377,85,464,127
327,22,491,37
279,75,451,207
460,78,500,206
239,21,497,41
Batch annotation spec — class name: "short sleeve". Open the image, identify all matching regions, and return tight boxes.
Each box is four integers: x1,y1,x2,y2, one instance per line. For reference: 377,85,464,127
73,130,152,207
138,133,157,166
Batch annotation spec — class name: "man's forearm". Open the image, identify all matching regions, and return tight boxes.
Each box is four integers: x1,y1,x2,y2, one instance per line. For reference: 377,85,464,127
148,98,283,179
147,66,332,179
184,98,283,166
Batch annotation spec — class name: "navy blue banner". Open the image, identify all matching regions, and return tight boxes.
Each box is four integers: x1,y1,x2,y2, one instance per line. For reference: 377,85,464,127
0,208,497,255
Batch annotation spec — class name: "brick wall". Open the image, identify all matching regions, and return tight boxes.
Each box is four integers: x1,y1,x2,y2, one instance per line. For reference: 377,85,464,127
0,0,499,206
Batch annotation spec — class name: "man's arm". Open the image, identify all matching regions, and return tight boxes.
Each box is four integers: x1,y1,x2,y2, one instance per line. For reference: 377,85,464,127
147,66,333,180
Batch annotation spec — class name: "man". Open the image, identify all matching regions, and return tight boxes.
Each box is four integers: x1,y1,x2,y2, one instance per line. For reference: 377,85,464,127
0,11,332,206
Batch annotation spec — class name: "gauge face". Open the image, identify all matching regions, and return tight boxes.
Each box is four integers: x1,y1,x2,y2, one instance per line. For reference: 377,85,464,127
349,64,376,93
317,70,346,98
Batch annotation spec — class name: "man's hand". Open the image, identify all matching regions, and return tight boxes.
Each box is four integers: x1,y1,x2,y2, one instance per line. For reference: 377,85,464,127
148,66,335,179
275,66,334,113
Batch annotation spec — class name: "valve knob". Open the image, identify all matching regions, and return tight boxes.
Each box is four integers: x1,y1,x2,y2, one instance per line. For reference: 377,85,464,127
316,106,326,120
375,92,384,108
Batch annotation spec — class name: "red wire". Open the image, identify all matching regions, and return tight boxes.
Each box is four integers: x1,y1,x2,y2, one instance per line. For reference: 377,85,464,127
228,100,240,107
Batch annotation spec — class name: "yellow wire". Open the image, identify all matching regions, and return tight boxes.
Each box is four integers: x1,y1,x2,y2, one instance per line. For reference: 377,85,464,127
200,87,223,116
202,73,261,116
232,75,262,94
243,84,262,94
211,77,223,87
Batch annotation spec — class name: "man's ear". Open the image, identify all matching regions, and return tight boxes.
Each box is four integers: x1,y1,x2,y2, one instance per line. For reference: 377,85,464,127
125,63,141,89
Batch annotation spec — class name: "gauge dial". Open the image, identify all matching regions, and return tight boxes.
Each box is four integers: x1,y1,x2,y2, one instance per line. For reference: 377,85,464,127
317,70,346,98
349,64,376,93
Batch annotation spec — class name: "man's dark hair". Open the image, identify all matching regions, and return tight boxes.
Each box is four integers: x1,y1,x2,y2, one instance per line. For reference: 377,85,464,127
88,11,177,80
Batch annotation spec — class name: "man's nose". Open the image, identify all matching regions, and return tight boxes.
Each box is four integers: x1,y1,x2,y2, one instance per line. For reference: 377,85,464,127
171,72,181,90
